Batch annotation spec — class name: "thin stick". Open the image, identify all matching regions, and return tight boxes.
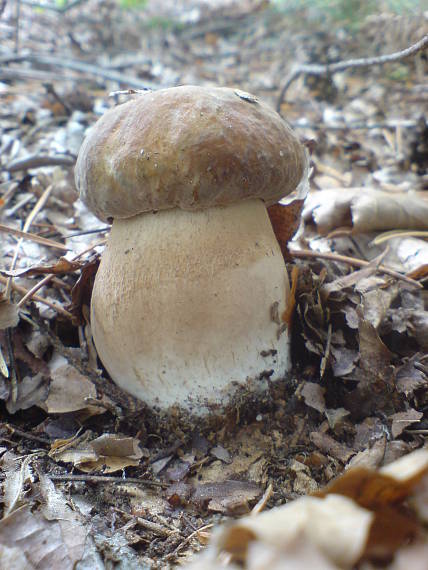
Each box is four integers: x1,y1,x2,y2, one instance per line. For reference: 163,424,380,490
0,222,69,251
164,523,214,561
291,119,418,131
251,482,273,516
46,473,166,487
289,248,422,289
0,52,157,91
0,275,74,318
6,153,75,172
372,230,428,245
16,239,104,309
112,507,178,537
277,34,428,111
4,185,53,299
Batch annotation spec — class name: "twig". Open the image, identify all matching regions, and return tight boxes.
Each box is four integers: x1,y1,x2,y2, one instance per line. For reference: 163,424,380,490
19,0,87,13
0,275,74,318
6,153,76,172
371,230,428,245
277,34,428,111
16,239,104,309
0,51,158,90
4,185,53,402
45,473,166,487
163,523,214,561
5,185,53,299
14,0,21,53
112,507,179,537
291,119,419,131
289,248,422,289
0,222,69,251
0,67,71,83
3,423,50,445
251,482,273,516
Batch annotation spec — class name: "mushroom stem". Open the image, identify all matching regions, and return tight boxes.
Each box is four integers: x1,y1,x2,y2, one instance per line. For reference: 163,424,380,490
91,198,291,414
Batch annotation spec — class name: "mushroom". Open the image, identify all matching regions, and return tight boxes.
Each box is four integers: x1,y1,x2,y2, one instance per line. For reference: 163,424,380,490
75,85,308,415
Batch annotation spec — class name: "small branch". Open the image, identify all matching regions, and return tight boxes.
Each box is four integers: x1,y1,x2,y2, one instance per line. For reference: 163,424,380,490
46,473,166,487
16,239,104,309
5,185,53,299
112,507,178,537
291,119,419,131
277,34,428,111
6,153,76,172
0,51,158,90
18,0,86,13
163,523,214,562
4,423,50,445
0,223,69,251
0,275,74,318
289,248,422,289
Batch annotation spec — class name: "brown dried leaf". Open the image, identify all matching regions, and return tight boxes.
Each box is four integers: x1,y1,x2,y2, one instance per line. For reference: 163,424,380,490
389,409,423,439
6,373,49,414
304,189,428,233
185,450,428,569
2,257,83,278
0,505,85,570
210,445,232,464
301,382,326,413
268,199,305,258
68,257,99,325
45,351,99,414
309,432,354,464
49,430,143,474
330,345,359,377
215,494,372,568
395,355,428,396
0,294,19,329
0,457,88,569
90,433,143,460
192,480,261,515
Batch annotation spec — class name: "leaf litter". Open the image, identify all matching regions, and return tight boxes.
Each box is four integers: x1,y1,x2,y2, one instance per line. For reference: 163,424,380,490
0,1,428,568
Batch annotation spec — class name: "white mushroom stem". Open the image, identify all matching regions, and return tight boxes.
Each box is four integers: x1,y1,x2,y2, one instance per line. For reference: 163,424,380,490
91,198,291,414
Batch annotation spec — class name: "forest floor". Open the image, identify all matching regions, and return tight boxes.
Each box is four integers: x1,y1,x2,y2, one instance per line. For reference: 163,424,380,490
0,1,428,568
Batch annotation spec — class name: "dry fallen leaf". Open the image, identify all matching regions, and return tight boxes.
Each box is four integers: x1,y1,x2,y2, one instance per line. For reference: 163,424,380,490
301,381,326,413
1,257,83,278
45,351,100,414
185,448,428,570
304,189,428,233
0,294,19,329
49,430,144,473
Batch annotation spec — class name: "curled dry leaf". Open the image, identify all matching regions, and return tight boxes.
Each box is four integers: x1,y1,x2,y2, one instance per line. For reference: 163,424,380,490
267,199,305,257
389,409,423,439
304,189,428,233
1,257,83,278
49,430,144,473
267,169,309,258
0,468,89,570
186,449,428,570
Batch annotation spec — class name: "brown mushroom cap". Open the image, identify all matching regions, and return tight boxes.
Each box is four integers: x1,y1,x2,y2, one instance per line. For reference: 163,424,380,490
75,85,306,222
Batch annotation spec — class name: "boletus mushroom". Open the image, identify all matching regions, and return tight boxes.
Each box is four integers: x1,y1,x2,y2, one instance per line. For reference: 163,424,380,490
75,85,308,415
